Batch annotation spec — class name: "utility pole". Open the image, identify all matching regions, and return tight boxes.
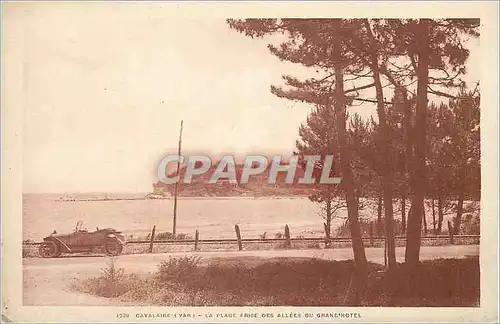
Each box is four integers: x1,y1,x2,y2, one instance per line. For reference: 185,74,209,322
172,120,183,237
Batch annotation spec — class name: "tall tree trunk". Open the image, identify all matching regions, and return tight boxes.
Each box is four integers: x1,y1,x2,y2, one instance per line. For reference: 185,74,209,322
325,199,332,241
455,193,464,235
401,195,406,234
405,19,429,267
377,196,383,236
454,90,474,235
403,90,413,200
408,205,412,230
431,198,436,234
437,191,444,234
403,93,413,237
422,201,427,235
332,36,367,274
454,155,467,234
381,74,413,240
364,19,396,269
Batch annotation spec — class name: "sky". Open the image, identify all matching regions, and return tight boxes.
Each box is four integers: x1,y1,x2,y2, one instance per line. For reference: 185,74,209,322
8,4,480,193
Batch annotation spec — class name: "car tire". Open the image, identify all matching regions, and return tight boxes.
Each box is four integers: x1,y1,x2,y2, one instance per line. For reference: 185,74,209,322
104,239,123,256
39,241,60,258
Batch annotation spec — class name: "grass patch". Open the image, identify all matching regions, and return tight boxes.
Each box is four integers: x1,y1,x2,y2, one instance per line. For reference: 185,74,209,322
389,257,480,306
72,256,479,307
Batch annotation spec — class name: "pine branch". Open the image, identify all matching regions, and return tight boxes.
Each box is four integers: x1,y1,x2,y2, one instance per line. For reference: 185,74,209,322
349,97,394,105
347,70,374,80
427,86,458,99
313,73,335,84
344,82,375,94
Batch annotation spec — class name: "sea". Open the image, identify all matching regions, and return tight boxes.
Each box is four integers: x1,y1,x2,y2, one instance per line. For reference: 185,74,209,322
22,193,466,242
22,193,343,241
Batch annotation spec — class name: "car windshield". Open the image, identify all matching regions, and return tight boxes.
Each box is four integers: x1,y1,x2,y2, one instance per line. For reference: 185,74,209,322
75,221,83,233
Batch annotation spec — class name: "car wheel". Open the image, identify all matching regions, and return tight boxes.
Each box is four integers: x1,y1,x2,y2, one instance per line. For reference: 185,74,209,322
105,239,123,256
39,241,60,258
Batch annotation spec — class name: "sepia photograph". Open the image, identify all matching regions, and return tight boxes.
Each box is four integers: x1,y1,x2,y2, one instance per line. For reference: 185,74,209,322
2,2,499,323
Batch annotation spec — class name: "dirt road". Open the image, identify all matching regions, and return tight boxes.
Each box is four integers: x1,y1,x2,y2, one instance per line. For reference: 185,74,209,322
23,245,479,306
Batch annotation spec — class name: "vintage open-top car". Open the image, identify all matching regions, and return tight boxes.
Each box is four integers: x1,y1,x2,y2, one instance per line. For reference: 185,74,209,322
39,221,126,258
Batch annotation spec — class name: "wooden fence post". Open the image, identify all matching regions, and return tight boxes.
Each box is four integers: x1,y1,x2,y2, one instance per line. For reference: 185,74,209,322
194,229,199,251
149,225,156,253
448,220,455,245
284,224,291,248
235,224,242,251
369,221,374,247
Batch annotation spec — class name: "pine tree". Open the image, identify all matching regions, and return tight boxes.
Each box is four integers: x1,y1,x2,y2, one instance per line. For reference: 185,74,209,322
427,102,455,234
381,19,479,266
227,19,369,278
295,104,342,243
227,18,479,270
448,87,480,234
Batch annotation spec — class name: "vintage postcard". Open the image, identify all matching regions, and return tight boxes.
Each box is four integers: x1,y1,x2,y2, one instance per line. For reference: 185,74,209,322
2,1,499,323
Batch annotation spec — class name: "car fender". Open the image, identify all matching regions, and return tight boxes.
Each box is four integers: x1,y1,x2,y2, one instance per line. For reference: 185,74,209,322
107,234,125,245
45,236,71,252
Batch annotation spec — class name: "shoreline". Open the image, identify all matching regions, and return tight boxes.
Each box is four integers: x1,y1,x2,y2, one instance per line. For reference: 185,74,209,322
54,196,312,202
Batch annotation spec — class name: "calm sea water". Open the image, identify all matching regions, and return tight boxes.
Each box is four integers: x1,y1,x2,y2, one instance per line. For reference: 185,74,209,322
23,194,466,241
23,194,345,241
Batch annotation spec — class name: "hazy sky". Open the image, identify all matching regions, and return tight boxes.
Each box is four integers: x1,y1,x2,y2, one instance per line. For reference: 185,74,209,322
10,4,480,193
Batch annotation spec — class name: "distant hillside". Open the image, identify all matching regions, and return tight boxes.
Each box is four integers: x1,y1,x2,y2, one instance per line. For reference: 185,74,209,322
153,161,338,197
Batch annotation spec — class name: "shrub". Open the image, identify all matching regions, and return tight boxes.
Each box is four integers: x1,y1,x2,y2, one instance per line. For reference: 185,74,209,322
307,242,321,249
155,256,202,283
155,256,204,305
155,232,192,241
461,214,480,235
119,276,156,301
74,258,131,298
175,233,191,240
22,245,37,258
74,257,479,307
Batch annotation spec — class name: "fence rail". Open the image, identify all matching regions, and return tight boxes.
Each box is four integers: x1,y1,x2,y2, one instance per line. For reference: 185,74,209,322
23,234,480,246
